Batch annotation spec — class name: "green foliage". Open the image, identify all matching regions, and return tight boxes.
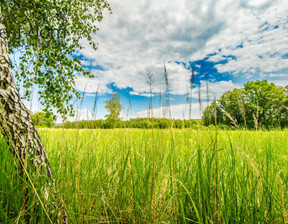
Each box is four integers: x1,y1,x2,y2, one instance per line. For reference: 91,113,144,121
1,0,111,117
203,80,288,129
63,118,201,129
31,112,55,127
244,80,286,128
218,88,245,125
202,100,223,126
104,93,122,128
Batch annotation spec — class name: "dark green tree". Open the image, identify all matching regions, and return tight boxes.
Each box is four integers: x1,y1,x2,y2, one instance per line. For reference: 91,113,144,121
202,100,223,126
218,88,246,127
203,80,287,129
31,112,55,128
283,86,288,126
0,0,111,219
244,80,285,128
104,93,122,128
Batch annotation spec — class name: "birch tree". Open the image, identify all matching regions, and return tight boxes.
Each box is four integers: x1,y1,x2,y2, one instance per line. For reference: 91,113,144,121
0,0,111,201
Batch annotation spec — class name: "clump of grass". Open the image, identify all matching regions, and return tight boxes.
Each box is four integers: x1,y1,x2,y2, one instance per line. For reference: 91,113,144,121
214,97,221,224
279,174,286,223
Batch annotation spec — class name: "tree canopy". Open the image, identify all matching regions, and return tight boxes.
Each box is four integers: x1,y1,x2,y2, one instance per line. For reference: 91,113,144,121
202,80,288,129
31,111,55,127
202,100,224,127
0,2,112,220
104,92,122,127
1,0,111,117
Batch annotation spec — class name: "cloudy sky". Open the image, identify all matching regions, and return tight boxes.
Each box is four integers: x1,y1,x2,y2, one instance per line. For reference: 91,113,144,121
34,0,288,121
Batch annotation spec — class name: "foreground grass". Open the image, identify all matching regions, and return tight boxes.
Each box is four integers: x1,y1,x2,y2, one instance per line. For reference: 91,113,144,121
1,128,288,223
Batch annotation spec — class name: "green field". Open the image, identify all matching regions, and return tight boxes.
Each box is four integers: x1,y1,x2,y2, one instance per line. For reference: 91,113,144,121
1,128,288,223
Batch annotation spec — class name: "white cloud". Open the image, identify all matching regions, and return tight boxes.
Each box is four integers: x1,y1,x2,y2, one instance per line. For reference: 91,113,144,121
268,73,288,78
74,0,288,96
21,0,288,121
175,80,242,104
130,91,155,97
134,102,204,120
70,108,95,122
206,0,288,77
75,75,111,94
270,78,288,87
193,80,241,100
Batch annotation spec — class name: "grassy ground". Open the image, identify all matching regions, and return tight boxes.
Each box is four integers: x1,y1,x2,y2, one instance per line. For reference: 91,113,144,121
1,128,288,223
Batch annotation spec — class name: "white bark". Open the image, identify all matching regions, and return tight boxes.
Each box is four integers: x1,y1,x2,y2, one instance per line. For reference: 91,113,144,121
0,11,54,186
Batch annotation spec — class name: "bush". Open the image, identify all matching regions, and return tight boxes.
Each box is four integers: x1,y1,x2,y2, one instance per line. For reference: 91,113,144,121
31,112,55,128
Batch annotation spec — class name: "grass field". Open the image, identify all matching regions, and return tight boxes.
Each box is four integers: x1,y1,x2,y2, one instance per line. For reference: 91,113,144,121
1,128,288,223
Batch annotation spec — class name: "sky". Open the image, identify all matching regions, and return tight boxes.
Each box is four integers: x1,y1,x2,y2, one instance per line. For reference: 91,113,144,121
29,0,288,122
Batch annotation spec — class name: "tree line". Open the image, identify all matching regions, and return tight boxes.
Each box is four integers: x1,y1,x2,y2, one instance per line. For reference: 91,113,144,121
62,118,200,129
202,80,288,129
36,80,288,130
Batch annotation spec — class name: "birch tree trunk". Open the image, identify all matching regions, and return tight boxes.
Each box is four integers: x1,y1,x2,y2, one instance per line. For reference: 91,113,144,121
0,11,54,192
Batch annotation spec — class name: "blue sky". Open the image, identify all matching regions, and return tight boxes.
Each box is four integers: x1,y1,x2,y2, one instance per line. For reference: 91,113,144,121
23,0,288,122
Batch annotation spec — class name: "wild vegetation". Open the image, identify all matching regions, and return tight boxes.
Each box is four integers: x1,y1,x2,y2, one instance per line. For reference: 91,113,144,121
63,118,200,129
31,112,56,128
1,1,288,223
60,80,288,130
0,2,111,221
1,79,282,223
1,128,288,223
203,80,288,129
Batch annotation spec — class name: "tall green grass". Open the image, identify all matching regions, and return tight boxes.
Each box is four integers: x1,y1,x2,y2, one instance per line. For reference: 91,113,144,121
1,129,288,223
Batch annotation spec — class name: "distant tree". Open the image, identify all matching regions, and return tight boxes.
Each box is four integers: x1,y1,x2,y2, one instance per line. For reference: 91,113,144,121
283,86,288,126
218,88,246,127
244,80,286,128
62,118,202,129
203,80,287,129
31,112,55,128
104,93,122,128
202,100,223,126
174,119,184,129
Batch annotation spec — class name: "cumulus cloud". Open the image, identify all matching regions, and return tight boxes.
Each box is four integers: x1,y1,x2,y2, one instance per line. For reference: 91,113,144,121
193,80,241,100
67,108,95,122
130,91,155,97
269,78,288,87
74,0,288,97
75,74,112,94
134,102,204,120
206,0,288,77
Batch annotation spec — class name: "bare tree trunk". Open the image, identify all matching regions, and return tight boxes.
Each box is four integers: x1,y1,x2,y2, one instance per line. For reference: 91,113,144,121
0,12,53,193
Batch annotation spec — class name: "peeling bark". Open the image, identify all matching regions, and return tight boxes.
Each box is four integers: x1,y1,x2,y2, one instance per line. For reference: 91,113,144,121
0,12,54,191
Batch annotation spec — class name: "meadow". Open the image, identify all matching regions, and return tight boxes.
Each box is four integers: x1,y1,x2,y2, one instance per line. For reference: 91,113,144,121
1,128,288,223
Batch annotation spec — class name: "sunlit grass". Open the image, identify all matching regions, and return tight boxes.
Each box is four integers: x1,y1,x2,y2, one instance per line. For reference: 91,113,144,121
1,128,288,223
